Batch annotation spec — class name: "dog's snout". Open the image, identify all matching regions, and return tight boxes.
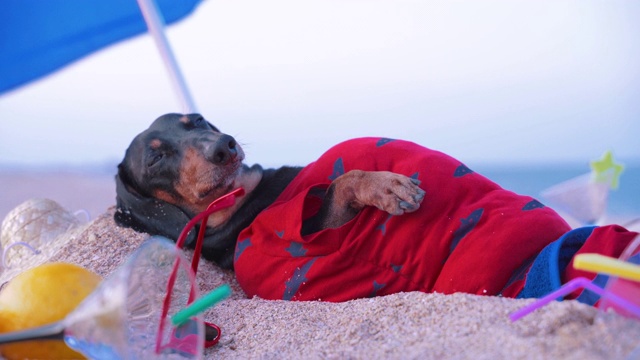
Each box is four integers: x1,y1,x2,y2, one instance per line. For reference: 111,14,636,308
210,135,238,165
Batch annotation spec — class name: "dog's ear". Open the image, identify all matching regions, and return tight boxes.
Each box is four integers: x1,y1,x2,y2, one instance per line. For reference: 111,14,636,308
114,170,197,246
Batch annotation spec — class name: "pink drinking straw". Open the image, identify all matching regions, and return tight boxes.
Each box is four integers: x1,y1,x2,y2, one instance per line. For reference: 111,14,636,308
509,277,640,322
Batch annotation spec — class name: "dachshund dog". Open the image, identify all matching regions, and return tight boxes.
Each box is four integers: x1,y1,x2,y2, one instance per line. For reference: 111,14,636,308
115,113,426,269
116,113,636,304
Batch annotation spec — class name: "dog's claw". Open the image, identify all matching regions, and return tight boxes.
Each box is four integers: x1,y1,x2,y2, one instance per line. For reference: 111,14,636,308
399,200,418,211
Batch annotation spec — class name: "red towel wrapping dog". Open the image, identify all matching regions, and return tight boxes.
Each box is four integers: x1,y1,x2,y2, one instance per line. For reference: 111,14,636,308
233,137,628,301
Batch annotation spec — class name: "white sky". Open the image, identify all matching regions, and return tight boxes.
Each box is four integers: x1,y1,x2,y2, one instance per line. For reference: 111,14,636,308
1,0,639,169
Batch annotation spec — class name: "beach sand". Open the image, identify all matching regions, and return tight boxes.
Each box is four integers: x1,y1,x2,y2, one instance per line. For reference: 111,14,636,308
1,172,639,359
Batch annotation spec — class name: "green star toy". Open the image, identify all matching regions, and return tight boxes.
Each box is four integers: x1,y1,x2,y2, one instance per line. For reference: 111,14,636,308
590,150,624,189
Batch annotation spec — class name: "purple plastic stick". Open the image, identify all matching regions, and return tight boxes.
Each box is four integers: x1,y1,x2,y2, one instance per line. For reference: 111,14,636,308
509,277,640,322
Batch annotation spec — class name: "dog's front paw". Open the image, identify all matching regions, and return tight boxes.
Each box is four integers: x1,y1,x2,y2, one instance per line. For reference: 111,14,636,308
362,172,425,216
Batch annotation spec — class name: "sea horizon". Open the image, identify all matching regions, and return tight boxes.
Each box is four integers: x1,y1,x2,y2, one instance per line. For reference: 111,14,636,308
1,160,638,218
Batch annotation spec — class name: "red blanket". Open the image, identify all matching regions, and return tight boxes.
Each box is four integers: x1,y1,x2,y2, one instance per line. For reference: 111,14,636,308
235,137,572,301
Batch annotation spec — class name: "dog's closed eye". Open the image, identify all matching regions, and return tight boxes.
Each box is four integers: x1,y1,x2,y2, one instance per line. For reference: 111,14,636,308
148,153,164,167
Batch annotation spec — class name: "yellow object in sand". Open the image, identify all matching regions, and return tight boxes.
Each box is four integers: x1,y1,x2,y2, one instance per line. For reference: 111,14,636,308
0,262,102,360
574,253,640,282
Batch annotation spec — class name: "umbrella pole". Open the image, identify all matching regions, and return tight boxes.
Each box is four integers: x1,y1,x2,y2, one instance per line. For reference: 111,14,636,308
137,0,198,113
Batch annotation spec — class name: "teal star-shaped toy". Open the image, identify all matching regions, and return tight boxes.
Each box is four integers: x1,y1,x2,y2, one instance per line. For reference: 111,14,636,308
590,150,624,189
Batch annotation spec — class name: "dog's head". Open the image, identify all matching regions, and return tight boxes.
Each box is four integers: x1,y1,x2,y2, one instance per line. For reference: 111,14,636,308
115,113,245,244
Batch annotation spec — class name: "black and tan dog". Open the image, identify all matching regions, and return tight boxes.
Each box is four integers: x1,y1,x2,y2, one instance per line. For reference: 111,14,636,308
115,112,639,305
115,113,426,269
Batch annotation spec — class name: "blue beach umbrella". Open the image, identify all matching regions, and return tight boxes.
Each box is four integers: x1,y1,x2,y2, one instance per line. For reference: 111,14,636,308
0,0,201,111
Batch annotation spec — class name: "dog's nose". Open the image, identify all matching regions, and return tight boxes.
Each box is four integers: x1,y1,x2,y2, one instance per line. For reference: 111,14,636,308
209,135,238,165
